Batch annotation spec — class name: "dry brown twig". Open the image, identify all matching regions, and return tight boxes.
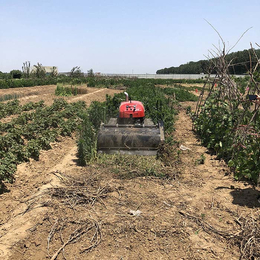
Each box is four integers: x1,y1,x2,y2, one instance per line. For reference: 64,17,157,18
47,218,59,257
238,211,260,260
179,209,260,260
179,211,236,239
50,219,102,260
44,174,106,259
49,173,111,208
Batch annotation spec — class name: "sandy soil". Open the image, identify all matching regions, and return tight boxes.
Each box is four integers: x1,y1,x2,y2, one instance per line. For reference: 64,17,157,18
0,85,259,260
0,85,119,106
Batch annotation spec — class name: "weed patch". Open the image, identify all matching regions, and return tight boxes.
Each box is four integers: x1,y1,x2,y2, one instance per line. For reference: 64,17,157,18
95,154,171,179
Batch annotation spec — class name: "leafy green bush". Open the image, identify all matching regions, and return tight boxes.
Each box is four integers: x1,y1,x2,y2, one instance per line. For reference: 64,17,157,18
88,101,107,131
194,91,260,184
0,99,86,184
0,99,21,119
77,113,96,166
163,86,198,102
55,85,78,96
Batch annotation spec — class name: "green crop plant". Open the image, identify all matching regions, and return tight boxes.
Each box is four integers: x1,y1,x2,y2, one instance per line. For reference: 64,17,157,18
163,87,198,102
0,99,86,185
193,47,260,184
0,93,21,102
55,84,79,96
195,154,206,165
77,113,97,166
95,154,168,179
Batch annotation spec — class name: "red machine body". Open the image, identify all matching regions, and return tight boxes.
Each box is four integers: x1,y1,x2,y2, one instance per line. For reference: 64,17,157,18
118,101,145,119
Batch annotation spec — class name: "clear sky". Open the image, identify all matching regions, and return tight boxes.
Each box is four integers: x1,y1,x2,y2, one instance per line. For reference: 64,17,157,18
0,0,259,74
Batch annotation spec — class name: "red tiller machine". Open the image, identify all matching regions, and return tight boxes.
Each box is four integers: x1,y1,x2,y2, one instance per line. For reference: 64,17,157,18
97,92,164,155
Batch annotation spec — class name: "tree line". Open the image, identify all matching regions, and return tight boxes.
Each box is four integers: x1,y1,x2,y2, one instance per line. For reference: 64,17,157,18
0,62,95,89
0,62,94,80
156,49,260,75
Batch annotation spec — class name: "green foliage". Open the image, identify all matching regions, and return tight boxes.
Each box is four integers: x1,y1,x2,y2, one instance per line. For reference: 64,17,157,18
123,84,177,133
195,154,206,165
0,99,21,119
0,93,21,102
49,67,58,77
0,75,89,90
0,99,86,184
95,154,167,179
0,71,9,79
70,66,84,78
163,86,198,102
87,78,96,87
32,63,46,78
0,77,204,90
76,101,107,166
0,78,55,89
55,84,78,96
77,113,96,166
10,70,22,79
157,60,209,74
194,91,260,184
87,69,94,77
86,77,205,89
88,101,107,131
186,106,192,114
22,61,31,78
88,81,177,132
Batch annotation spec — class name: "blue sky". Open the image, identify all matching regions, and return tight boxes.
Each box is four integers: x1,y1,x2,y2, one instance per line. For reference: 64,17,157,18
0,0,259,73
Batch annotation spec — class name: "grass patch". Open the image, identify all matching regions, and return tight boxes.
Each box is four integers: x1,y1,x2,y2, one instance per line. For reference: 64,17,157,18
95,154,170,179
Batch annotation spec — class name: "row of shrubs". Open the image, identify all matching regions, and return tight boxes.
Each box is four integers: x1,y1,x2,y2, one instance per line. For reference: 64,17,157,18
0,78,58,89
87,77,205,88
194,90,260,184
0,75,205,90
0,77,89,89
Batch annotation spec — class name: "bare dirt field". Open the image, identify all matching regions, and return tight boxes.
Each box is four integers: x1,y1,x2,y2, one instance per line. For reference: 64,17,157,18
0,85,120,106
0,85,259,260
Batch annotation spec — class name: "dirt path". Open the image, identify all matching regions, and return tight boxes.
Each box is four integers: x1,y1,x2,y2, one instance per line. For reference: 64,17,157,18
0,93,259,259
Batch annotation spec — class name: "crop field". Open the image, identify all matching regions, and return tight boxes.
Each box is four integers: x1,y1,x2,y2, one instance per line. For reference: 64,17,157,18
0,79,259,260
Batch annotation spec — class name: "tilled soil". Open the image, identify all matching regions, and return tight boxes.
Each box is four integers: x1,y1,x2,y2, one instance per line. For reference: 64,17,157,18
0,86,259,260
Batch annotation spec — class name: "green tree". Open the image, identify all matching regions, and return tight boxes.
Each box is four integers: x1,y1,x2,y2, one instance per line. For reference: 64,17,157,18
32,63,46,78
70,66,83,78
10,70,22,79
87,69,94,77
49,66,58,77
156,49,260,75
22,61,31,78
